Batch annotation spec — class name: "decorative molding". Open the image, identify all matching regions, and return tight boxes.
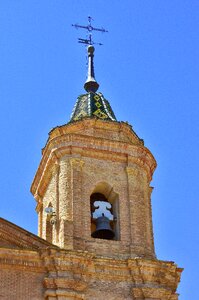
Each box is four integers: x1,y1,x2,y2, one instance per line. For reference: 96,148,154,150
44,277,87,292
35,193,42,202
0,241,182,299
44,289,85,300
32,143,155,198
132,286,174,299
70,158,85,169
51,161,60,175
126,167,139,177
0,257,44,272
36,201,43,212
31,124,156,196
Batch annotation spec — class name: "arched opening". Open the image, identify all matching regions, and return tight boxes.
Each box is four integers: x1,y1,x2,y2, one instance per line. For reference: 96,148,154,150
90,183,120,240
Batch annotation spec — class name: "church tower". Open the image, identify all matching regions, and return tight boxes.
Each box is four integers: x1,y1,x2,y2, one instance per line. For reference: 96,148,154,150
31,42,182,299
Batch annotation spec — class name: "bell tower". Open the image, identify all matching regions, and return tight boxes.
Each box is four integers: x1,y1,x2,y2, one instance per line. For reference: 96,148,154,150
31,41,182,299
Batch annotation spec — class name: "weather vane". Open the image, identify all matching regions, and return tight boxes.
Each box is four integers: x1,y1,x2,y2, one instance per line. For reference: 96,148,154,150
72,16,108,46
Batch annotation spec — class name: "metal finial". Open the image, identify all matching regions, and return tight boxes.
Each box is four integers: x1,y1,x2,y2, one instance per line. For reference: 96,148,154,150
72,16,108,46
72,17,108,93
84,45,99,93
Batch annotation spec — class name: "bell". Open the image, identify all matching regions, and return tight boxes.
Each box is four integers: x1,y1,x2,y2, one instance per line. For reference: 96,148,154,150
92,213,115,240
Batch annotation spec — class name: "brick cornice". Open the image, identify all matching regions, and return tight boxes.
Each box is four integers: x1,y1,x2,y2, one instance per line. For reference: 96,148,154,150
132,286,174,299
40,248,182,289
44,277,87,292
0,246,182,299
31,131,156,198
31,118,155,196
128,258,183,292
47,119,142,147
0,248,45,272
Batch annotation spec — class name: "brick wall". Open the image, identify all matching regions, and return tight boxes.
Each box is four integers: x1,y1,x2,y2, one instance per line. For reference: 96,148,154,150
0,269,45,300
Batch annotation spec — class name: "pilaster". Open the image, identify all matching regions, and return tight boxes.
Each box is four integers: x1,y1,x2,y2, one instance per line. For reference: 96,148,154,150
70,158,85,250
58,158,72,249
126,166,155,258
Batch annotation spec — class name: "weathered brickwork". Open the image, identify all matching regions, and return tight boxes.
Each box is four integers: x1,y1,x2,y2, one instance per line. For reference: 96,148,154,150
0,220,54,299
0,269,45,300
0,236,182,300
29,118,183,299
0,118,182,299
32,120,156,258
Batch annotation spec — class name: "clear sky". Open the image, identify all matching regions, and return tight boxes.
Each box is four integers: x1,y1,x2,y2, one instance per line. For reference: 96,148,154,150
0,1,198,299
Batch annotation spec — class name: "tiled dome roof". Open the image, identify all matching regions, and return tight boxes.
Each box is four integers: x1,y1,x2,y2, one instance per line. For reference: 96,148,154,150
70,92,116,122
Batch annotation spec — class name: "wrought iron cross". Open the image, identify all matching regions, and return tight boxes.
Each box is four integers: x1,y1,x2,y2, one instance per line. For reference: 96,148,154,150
72,16,108,46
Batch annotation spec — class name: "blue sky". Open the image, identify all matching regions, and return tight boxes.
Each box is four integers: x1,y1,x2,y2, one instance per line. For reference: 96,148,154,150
0,1,198,299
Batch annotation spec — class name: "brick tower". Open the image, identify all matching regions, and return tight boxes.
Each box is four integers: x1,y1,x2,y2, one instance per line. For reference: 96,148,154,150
31,45,183,299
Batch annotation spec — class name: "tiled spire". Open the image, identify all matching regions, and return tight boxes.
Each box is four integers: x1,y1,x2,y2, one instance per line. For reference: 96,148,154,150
69,45,116,123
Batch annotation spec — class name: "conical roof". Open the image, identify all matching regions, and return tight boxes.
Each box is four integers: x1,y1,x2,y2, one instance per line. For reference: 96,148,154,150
70,92,116,122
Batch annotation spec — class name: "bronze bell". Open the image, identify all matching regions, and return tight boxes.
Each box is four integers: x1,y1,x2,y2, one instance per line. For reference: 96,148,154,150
92,213,115,240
